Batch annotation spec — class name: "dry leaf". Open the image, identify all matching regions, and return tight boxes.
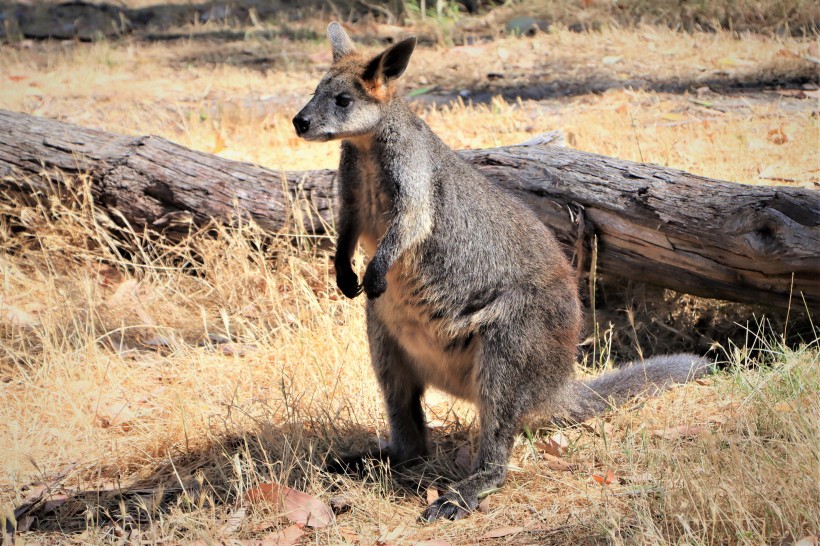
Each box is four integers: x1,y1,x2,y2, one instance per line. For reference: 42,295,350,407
376,525,408,545
591,468,616,485
96,399,138,431
244,483,333,528
414,541,452,546
221,506,246,535
220,343,257,357
426,487,439,504
538,452,575,472
95,264,123,287
477,496,490,513
1,303,40,327
329,495,352,515
338,527,361,544
483,526,524,538
768,127,788,145
538,431,569,457
582,418,614,437
795,536,818,546
260,524,305,546
107,280,157,326
651,425,705,439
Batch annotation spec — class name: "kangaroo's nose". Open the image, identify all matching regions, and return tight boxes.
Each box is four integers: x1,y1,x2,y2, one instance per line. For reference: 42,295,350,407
293,115,310,135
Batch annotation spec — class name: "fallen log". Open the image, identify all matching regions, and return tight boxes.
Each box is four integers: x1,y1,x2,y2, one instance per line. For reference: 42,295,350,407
0,109,817,308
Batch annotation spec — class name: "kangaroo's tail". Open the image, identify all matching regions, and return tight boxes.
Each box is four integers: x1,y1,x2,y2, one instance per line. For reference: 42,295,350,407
556,354,712,424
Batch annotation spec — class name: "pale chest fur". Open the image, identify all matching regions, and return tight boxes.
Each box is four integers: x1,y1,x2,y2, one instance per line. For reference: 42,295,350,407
352,147,389,258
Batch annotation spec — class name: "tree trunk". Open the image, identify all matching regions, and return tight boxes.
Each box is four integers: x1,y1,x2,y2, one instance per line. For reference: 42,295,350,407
1,109,817,309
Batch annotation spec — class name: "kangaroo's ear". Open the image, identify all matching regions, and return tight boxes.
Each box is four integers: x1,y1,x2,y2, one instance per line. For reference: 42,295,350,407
328,22,355,62
363,37,417,84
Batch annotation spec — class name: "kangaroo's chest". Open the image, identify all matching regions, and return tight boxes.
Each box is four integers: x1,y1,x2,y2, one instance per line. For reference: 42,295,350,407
354,152,391,257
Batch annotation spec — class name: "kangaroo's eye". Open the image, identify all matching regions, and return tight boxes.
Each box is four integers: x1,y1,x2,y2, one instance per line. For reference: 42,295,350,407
335,95,352,107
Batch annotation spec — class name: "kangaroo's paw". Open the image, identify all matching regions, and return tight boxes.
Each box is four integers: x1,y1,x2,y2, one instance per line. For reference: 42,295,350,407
421,490,476,522
335,267,362,299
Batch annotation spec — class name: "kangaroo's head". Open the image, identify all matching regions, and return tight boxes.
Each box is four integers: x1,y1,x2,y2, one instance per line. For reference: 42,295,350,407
293,23,416,142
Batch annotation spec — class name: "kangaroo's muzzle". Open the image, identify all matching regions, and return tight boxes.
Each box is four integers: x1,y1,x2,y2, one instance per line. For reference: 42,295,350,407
292,114,310,136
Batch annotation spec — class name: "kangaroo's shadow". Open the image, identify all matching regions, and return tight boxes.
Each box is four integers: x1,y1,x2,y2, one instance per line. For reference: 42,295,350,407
10,418,477,537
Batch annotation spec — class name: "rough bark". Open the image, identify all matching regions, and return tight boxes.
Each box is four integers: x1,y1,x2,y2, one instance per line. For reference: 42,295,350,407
1,109,817,309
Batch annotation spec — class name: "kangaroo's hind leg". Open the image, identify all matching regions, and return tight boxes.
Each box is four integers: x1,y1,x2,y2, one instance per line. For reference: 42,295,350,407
327,304,428,473
421,324,569,522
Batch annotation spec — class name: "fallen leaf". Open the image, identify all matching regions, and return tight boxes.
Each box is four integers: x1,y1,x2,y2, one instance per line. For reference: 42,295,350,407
107,280,156,326
221,506,246,535
96,399,138,431
224,343,258,356
414,541,452,546
651,425,705,439
244,483,333,528
621,472,653,484
142,335,173,349
260,524,305,546
483,526,524,538
477,496,490,513
768,127,788,145
591,468,616,485
426,487,439,504
338,527,361,544
774,401,797,413
377,525,407,544
1,303,40,327
602,55,622,65
795,536,818,546
582,418,614,437
615,103,629,115
538,431,569,457
538,451,575,472
95,264,123,287
329,495,352,515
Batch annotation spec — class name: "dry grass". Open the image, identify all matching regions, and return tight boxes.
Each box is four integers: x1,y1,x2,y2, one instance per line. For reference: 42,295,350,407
1,17,819,546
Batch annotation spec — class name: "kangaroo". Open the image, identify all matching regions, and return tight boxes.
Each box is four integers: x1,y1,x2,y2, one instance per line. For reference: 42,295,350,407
293,23,710,522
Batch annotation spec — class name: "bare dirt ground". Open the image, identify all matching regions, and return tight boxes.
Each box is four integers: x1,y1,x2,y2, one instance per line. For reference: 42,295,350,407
0,2,818,544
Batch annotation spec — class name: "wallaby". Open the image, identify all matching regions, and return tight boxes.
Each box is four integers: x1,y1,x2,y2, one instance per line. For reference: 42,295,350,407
293,23,710,522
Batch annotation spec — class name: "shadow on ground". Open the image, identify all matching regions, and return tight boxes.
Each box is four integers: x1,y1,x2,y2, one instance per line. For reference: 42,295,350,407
7,420,474,540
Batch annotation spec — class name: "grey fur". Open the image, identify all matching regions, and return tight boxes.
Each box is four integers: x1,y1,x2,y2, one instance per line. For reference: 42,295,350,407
294,24,712,522
327,22,355,62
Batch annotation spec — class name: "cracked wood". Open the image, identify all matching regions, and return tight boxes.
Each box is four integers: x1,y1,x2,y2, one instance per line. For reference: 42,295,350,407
0,109,817,308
